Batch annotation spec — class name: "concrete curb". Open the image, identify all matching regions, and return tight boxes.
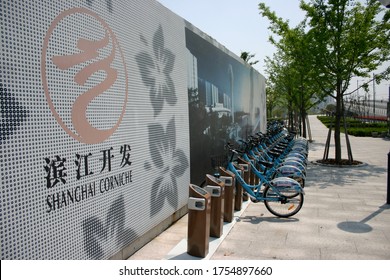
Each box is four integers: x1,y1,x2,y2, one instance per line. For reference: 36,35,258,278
163,200,251,260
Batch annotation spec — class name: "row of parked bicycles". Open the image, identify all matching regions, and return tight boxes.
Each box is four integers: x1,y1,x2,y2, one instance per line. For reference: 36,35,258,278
210,122,309,218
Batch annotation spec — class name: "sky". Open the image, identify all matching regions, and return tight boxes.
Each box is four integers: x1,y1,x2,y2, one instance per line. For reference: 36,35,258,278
157,0,390,101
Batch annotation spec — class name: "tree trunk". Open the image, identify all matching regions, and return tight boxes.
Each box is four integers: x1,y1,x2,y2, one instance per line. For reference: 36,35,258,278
323,121,332,160
334,82,342,163
298,113,302,136
342,99,353,163
299,77,306,138
301,109,307,138
300,81,306,138
288,100,293,132
306,114,312,142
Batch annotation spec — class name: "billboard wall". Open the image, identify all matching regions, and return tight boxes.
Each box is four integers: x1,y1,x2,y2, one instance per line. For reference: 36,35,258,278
186,26,266,184
0,0,265,259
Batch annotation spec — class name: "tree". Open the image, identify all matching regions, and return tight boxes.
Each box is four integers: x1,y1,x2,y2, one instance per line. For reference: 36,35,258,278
302,0,389,163
240,51,259,65
260,5,327,138
264,51,299,131
260,0,390,164
265,83,281,119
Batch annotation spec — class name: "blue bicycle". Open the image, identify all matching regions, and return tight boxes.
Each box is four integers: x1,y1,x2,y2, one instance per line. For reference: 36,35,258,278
223,145,305,218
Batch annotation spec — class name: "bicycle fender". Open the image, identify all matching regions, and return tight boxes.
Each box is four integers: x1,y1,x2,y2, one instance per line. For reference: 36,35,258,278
275,165,306,179
284,156,307,165
287,152,307,161
279,160,306,172
270,177,304,194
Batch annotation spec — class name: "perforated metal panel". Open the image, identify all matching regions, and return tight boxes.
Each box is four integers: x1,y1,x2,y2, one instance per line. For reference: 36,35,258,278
1,0,266,260
1,0,190,259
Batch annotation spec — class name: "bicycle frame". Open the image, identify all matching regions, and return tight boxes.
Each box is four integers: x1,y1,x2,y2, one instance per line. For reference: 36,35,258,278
251,145,307,172
226,159,304,203
244,152,306,181
209,121,307,217
243,153,306,183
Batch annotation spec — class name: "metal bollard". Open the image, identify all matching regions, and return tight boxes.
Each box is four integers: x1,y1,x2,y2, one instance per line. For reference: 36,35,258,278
187,184,211,258
204,174,225,238
387,152,390,204
218,166,235,223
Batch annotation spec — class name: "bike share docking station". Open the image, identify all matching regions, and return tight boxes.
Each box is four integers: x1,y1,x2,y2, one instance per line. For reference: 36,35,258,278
204,174,225,238
238,157,252,202
218,167,235,223
186,171,238,258
187,184,211,258
185,144,267,258
184,124,309,258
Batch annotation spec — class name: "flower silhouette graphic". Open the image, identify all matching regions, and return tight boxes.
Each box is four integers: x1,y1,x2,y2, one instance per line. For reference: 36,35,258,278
145,118,188,216
136,25,177,116
82,195,137,259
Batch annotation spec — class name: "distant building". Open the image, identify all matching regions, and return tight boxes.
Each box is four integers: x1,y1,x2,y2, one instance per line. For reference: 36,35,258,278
187,50,198,90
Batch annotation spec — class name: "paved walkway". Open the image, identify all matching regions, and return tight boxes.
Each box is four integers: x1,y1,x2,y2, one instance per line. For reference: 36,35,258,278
129,115,390,260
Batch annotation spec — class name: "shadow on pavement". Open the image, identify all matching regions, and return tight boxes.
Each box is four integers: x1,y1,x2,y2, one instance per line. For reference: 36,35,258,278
337,204,390,234
305,163,387,189
237,215,299,225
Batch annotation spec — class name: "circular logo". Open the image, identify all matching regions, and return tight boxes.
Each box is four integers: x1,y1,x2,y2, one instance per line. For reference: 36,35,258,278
41,8,128,144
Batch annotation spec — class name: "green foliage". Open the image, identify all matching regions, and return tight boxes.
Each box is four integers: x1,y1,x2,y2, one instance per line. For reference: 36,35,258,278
299,0,390,97
240,51,259,65
348,127,387,137
317,115,387,136
260,0,390,161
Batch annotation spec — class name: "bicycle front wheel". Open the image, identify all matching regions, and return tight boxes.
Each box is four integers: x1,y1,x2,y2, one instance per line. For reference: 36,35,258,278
263,185,304,218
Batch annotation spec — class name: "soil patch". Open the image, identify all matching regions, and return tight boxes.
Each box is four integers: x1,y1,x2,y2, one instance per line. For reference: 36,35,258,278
314,158,366,167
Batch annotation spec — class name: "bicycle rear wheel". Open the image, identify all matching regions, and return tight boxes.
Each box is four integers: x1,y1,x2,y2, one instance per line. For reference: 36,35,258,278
263,185,304,218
